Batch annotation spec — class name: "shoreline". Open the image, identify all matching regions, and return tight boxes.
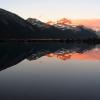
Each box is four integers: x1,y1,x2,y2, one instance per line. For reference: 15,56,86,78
0,39,100,44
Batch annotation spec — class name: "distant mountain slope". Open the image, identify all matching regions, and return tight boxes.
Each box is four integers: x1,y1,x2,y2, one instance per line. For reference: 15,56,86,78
0,8,39,39
27,18,98,40
27,18,51,29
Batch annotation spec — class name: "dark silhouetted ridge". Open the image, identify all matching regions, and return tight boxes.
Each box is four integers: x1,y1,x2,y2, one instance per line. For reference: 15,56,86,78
0,8,39,39
0,8,99,41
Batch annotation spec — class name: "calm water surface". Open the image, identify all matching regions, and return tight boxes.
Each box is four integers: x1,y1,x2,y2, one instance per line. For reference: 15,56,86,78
0,42,100,100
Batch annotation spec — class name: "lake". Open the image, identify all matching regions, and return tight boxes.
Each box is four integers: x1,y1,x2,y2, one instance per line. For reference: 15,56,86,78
0,42,100,100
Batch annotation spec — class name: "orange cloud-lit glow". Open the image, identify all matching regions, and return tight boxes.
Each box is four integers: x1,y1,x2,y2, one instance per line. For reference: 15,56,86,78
47,18,72,25
47,18,100,30
72,19,100,30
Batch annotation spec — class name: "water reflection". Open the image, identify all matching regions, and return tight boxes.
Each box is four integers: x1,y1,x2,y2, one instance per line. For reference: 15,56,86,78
0,42,100,71
0,42,100,100
47,48,100,61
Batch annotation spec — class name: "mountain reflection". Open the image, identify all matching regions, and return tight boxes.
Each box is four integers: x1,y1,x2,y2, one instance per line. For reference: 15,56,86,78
0,42,100,71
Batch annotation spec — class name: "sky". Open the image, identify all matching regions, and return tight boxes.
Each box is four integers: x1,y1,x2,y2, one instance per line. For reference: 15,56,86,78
0,0,100,21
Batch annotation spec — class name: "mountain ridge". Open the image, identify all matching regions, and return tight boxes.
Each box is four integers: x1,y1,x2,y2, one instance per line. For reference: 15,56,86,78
0,8,99,40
